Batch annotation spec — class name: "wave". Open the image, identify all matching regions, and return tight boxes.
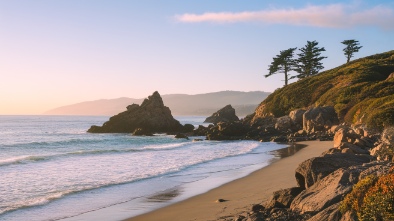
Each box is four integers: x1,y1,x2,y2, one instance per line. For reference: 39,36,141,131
0,142,191,167
1,138,114,148
0,141,266,218
0,155,46,166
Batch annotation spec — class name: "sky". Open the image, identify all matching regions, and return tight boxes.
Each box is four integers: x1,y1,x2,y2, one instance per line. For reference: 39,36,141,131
1,0,394,114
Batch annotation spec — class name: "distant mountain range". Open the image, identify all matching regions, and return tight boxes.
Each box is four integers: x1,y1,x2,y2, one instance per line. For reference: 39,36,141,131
44,91,270,117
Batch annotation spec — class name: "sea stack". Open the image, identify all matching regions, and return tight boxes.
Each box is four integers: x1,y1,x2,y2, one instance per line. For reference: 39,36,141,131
88,91,183,133
204,104,239,123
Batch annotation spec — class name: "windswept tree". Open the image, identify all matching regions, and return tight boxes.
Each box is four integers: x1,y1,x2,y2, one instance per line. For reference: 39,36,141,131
294,40,327,79
342,39,362,63
265,47,297,86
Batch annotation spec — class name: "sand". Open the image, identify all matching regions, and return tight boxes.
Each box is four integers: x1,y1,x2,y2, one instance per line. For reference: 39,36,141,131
126,141,332,221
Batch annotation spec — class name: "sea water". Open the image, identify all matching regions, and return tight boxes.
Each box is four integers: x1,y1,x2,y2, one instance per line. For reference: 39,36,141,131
0,116,288,221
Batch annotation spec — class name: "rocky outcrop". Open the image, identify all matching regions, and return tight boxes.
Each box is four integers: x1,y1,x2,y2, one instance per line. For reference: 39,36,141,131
206,121,250,140
204,104,239,123
370,127,394,161
333,125,376,154
229,159,392,221
87,91,184,133
291,161,392,216
303,106,339,133
295,153,374,189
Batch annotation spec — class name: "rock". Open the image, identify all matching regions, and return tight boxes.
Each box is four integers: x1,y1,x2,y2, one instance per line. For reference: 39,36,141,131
204,105,239,123
303,106,339,133
291,161,392,215
338,142,370,154
320,148,341,155
333,127,359,148
291,168,356,214
132,128,153,136
194,125,208,136
206,121,250,140
289,109,306,129
295,153,374,189
307,203,342,221
174,133,188,139
88,91,183,133
192,139,203,142
267,187,304,208
370,127,394,161
382,127,394,145
182,124,195,133
251,204,265,213
275,116,292,132
216,198,227,202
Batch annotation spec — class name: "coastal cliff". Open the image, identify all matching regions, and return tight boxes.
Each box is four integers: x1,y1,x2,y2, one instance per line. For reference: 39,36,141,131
249,50,394,131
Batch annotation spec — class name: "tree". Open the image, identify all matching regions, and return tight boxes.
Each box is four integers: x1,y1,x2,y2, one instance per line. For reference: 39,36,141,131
342,39,362,63
265,47,297,86
294,40,327,79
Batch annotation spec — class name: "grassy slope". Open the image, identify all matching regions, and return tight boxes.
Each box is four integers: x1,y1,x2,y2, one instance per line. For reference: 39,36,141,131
252,50,394,130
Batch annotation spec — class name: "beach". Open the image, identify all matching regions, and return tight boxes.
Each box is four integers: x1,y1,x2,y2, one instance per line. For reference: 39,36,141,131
127,140,332,221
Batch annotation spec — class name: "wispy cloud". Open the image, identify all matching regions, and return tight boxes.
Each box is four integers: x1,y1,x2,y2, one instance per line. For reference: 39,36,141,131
175,4,394,29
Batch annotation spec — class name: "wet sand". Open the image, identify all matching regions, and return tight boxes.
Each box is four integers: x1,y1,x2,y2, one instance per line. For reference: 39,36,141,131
125,141,332,221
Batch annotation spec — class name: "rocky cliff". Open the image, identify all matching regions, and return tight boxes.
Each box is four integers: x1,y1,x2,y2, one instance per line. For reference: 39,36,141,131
87,91,184,133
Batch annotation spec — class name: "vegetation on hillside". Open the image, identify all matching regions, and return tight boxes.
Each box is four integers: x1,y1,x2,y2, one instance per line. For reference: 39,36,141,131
255,50,394,130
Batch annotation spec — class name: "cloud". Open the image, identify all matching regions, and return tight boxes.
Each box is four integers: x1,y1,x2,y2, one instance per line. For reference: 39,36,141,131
175,4,394,29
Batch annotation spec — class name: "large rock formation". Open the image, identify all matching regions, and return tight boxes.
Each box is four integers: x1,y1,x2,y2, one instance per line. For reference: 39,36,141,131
204,104,239,123
87,91,184,133
291,161,392,216
303,106,339,133
295,153,374,189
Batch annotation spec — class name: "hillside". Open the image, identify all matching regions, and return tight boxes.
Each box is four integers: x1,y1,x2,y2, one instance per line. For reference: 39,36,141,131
251,50,394,130
45,91,270,117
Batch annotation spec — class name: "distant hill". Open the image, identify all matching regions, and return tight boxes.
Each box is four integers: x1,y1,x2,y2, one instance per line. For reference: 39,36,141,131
45,91,270,117
250,50,394,131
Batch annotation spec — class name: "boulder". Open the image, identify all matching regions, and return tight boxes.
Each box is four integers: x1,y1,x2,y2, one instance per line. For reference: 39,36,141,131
204,104,239,123
306,203,342,221
87,91,183,133
303,106,339,133
338,142,370,154
174,133,188,139
275,116,292,132
295,153,374,189
289,109,306,129
291,168,356,214
193,125,208,136
206,121,250,140
291,161,392,215
266,187,304,208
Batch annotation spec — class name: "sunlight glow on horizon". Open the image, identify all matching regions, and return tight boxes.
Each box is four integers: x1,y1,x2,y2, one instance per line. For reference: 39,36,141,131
1,0,393,115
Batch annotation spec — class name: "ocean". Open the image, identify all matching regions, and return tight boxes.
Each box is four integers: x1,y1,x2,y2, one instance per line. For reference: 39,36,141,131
0,115,289,221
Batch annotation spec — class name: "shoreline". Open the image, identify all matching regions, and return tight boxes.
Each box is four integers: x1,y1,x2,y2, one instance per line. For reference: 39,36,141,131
125,141,332,221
